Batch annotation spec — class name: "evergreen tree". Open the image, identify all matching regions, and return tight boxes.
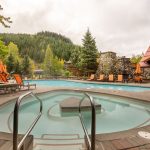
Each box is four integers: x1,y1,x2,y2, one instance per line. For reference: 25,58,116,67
14,60,21,74
71,46,83,68
6,53,15,73
22,55,30,75
81,29,98,75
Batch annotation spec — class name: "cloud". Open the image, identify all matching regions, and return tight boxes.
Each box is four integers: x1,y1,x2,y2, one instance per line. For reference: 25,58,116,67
0,0,150,57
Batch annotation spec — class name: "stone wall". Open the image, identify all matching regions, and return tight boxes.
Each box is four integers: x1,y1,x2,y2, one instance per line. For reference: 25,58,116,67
96,51,133,78
96,51,117,76
143,68,150,79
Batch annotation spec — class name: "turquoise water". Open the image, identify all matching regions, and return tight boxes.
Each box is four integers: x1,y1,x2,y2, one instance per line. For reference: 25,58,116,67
0,91,150,138
25,80,150,92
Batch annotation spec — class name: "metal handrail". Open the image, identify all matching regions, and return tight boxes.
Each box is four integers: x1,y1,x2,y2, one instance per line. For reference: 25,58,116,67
13,92,43,150
79,93,96,150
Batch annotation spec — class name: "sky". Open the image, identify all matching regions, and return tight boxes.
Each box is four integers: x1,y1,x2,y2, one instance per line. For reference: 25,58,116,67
0,0,150,57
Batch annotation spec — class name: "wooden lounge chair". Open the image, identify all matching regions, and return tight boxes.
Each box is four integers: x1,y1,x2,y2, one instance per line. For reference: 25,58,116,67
87,74,95,81
13,74,36,90
116,75,123,82
108,74,114,82
97,74,104,81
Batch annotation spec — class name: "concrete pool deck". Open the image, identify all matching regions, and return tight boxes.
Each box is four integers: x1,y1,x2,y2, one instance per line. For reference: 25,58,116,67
0,81,150,150
0,81,150,105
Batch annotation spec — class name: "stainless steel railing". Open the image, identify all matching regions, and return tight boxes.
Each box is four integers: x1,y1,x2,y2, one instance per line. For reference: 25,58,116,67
13,92,43,150
79,93,96,150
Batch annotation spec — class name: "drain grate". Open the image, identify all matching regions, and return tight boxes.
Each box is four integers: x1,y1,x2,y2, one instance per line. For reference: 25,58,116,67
138,131,150,139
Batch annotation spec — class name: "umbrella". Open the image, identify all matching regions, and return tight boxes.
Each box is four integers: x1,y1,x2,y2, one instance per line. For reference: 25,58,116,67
135,63,142,74
0,61,8,74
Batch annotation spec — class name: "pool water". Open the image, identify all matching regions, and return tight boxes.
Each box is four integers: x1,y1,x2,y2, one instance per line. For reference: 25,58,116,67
0,91,150,138
25,80,150,92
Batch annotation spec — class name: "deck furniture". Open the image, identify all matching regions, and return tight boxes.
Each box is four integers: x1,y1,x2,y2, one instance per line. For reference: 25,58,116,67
134,76,142,83
97,74,104,81
87,74,95,81
108,74,114,82
116,75,123,82
13,74,36,90
0,83,19,93
0,73,8,83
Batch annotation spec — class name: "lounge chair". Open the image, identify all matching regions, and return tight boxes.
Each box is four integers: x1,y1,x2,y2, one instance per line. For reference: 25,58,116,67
0,73,8,83
97,74,104,81
13,74,36,90
108,74,114,82
116,75,123,82
134,76,142,83
87,74,95,81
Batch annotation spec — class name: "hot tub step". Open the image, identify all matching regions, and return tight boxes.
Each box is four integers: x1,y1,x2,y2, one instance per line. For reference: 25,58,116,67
41,133,80,139
34,144,86,150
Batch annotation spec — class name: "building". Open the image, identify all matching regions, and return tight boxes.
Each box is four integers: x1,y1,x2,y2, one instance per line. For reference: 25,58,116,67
140,46,150,79
97,51,133,78
97,51,117,76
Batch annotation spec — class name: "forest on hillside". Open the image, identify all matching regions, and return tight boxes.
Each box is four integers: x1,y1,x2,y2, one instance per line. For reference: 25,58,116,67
0,31,75,63
0,30,99,77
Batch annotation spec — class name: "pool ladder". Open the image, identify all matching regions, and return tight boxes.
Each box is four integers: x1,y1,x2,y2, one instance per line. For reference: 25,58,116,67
12,91,96,150
13,91,43,150
79,93,96,150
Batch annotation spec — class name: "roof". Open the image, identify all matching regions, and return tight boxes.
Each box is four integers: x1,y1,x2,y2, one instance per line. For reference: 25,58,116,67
139,61,149,68
140,46,150,68
34,69,44,74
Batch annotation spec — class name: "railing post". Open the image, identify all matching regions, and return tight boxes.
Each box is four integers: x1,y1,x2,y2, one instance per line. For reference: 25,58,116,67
13,102,19,150
79,93,96,150
13,92,42,150
91,100,96,150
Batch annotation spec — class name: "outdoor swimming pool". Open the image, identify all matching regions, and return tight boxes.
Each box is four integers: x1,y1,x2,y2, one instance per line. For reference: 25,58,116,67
0,91,150,138
25,80,150,92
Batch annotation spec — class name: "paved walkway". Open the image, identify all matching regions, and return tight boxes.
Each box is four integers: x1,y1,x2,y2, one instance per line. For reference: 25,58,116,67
95,125,150,150
0,82,150,105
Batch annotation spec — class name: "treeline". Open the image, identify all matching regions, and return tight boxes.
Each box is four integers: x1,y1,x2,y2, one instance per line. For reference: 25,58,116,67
0,31,75,63
0,29,99,77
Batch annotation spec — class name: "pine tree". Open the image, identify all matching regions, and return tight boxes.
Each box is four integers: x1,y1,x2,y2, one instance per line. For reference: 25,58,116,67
6,53,15,73
81,29,98,75
22,55,30,75
14,60,21,74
